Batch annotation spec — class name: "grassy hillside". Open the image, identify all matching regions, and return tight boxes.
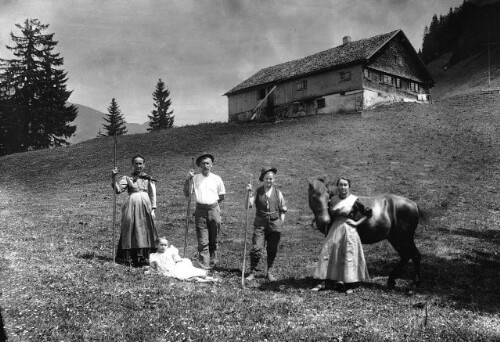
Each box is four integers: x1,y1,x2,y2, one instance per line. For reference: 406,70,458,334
427,46,500,100
1,91,499,340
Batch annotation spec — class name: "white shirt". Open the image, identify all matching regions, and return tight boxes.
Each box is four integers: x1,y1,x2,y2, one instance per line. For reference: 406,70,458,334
192,173,225,204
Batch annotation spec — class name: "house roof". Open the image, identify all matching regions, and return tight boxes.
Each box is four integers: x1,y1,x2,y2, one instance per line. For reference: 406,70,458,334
225,29,429,96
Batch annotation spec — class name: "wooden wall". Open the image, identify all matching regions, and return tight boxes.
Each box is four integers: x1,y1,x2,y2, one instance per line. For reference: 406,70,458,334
227,64,364,119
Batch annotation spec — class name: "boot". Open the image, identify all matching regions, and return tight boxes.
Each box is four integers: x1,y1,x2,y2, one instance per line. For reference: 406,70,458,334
266,267,277,281
245,269,256,281
266,258,277,281
209,252,217,268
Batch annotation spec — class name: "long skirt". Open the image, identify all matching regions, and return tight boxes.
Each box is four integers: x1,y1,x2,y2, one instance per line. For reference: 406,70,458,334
116,191,158,266
313,216,369,283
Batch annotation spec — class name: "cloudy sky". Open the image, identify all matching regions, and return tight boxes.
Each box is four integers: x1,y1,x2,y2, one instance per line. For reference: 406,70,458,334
1,0,464,125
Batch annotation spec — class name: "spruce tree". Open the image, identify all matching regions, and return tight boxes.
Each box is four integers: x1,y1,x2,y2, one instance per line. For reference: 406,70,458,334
0,19,77,155
101,98,127,136
147,79,174,131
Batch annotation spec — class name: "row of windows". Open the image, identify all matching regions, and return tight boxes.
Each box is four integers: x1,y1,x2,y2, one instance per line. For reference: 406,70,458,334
257,70,354,99
364,69,420,93
256,68,420,100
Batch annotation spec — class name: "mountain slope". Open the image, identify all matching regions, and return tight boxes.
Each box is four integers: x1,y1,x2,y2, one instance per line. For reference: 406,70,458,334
68,103,148,144
427,46,500,100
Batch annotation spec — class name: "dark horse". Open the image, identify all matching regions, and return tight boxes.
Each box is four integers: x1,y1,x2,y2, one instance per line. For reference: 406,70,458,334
308,177,424,288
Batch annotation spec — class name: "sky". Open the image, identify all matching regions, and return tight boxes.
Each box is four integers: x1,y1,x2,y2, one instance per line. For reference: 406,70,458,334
0,0,464,126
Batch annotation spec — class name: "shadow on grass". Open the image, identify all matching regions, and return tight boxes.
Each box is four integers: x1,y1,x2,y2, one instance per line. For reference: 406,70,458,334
1,306,7,341
75,251,115,263
368,251,500,314
256,276,389,294
451,227,500,245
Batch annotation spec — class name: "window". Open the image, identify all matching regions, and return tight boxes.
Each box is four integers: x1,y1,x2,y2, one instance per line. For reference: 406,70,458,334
382,75,393,85
296,80,307,91
258,88,266,100
409,82,420,92
363,69,370,79
395,78,401,88
340,71,351,82
317,98,325,108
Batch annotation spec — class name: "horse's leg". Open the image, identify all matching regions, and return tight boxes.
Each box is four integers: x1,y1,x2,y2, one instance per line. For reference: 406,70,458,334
388,237,421,288
409,241,421,287
387,238,412,289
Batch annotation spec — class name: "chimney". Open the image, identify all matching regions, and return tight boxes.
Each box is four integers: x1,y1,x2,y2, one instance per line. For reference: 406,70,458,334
342,36,352,45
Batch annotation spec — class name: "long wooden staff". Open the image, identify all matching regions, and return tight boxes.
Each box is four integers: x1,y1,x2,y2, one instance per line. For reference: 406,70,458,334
112,133,117,263
241,173,252,288
184,157,195,257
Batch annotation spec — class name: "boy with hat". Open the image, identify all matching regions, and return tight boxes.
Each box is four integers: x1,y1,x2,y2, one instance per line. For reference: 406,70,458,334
184,153,225,269
245,167,287,281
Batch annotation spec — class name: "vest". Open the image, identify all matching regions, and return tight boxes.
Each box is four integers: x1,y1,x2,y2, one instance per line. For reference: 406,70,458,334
255,186,281,220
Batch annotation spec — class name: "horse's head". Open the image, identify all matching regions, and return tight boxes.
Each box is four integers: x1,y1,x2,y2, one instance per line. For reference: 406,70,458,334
308,176,335,236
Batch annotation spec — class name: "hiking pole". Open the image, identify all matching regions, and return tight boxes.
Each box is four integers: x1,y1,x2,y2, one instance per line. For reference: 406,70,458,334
241,173,252,288
184,157,195,257
112,132,117,264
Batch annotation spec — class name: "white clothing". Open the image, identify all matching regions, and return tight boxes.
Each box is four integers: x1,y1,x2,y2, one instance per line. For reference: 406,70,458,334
150,245,208,280
313,194,369,283
192,173,225,205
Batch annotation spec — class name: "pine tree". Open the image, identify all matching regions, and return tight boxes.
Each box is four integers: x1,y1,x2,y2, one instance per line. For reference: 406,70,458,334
0,19,77,155
101,98,127,136
147,79,174,132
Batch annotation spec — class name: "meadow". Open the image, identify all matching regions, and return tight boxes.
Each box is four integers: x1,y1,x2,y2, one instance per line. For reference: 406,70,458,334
0,91,499,341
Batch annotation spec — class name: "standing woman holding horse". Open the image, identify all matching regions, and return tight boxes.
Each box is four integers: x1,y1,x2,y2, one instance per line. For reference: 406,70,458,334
111,154,158,267
312,177,372,292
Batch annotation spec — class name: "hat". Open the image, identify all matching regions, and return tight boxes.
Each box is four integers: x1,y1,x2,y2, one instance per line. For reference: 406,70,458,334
259,167,277,181
196,153,215,166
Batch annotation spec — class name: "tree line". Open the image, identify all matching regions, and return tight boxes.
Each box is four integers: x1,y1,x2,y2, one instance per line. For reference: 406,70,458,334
420,1,500,65
0,19,174,156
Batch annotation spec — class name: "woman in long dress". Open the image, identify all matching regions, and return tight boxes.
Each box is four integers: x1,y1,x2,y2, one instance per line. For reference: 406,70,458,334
149,237,215,281
112,154,158,266
312,177,372,292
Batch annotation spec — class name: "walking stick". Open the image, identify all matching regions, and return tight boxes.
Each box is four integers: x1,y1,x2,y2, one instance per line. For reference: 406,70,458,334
112,133,117,264
241,173,252,288
184,157,195,257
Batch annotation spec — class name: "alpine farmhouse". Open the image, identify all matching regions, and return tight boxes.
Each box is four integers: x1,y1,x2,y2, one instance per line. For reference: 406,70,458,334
224,29,434,122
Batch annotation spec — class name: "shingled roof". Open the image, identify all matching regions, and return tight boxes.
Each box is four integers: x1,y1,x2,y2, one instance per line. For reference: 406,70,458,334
225,29,401,95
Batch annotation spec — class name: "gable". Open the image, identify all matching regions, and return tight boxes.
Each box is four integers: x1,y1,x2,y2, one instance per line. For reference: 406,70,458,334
367,34,434,85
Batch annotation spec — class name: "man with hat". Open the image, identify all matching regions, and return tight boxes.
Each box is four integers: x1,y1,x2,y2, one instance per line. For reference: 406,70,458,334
184,153,226,269
245,167,287,281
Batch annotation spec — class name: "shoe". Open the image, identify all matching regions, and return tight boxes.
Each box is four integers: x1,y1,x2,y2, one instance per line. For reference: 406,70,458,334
194,261,211,270
266,273,277,281
311,281,326,292
209,252,217,268
245,272,256,281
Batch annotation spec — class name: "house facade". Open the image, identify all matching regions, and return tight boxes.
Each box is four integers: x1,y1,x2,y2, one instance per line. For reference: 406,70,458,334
224,30,434,122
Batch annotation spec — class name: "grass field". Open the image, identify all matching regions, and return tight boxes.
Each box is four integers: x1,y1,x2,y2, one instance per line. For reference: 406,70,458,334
1,90,499,341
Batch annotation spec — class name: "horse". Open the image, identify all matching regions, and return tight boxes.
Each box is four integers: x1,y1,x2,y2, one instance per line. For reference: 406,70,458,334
308,177,425,288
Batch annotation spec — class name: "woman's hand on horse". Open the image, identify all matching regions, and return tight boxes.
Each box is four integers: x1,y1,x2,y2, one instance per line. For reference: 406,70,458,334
346,219,358,227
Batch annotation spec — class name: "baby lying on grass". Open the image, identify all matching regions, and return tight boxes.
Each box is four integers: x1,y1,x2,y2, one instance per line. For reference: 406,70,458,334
147,237,217,282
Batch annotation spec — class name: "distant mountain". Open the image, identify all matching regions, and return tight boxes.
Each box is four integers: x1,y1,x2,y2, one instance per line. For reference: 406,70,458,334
67,103,148,144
